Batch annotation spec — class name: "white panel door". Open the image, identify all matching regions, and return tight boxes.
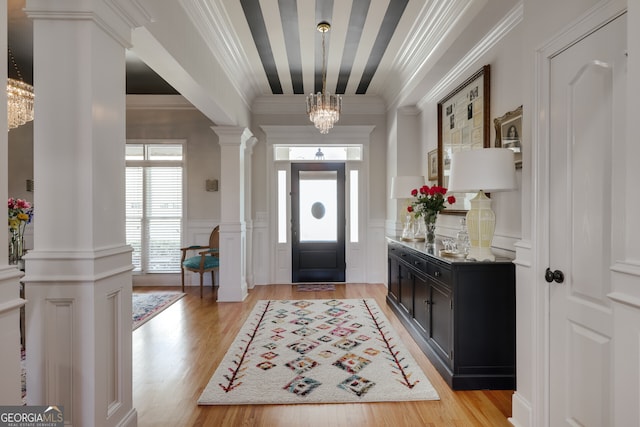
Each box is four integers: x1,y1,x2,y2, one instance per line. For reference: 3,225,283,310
548,14,626,426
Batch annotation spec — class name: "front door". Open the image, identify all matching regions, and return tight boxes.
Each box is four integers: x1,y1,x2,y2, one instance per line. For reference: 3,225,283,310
291,163,346,282
548,13,626,426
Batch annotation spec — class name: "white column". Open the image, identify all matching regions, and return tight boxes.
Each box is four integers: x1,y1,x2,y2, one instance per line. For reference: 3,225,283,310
212,126,253,302
23,1,139,425
0,0,25,405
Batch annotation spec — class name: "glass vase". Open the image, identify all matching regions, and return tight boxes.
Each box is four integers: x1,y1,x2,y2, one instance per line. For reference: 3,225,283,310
424,211,438,250
9,231,23,265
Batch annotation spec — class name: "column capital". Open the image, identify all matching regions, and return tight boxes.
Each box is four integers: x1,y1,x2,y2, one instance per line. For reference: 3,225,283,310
245,136,258,155
25,0,154,47
211,126,254,147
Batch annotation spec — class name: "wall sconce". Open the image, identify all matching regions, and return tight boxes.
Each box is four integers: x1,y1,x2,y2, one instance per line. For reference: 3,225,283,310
206,179,218,192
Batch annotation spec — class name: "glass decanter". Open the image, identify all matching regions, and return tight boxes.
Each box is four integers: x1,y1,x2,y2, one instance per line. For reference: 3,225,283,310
456,217,470,256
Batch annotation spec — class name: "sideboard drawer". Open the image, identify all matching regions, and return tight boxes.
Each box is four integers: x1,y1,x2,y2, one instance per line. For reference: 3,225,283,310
407,254,428,272
427,261,451,284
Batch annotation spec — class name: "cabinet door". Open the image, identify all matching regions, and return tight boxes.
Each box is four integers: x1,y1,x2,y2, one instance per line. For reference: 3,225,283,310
399,266,414,316
429,281,453,364
388,256,400,302
413,274,429,334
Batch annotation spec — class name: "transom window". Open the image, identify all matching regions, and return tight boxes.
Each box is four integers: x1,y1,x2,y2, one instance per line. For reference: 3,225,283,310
273,145,362,161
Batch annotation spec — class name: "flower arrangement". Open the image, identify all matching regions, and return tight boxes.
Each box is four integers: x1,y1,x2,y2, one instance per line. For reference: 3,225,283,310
8,197,33,263
407,185,456,221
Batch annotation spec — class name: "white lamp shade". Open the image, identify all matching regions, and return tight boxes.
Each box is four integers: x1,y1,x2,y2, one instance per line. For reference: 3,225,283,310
447,148,517,193
390,176,426,199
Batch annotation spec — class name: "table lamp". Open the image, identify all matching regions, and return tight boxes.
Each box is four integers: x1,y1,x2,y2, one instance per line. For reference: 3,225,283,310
447,148,516,261
391,175,426,240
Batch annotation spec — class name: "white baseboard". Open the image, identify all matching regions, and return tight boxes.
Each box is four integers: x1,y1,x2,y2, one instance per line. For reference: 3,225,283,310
509,391,532,427
132,274,181,287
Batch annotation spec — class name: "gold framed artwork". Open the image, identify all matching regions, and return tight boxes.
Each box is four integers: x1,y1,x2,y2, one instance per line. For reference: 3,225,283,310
437,64,491,214
494,105,523,169
427,149,438,181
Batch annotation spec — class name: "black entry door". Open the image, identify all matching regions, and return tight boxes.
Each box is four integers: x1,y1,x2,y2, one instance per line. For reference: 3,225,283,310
291,163,345,282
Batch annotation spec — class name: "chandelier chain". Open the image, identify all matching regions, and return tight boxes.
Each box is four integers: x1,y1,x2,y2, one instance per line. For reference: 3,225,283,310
8,48,24,81
321,25,327,95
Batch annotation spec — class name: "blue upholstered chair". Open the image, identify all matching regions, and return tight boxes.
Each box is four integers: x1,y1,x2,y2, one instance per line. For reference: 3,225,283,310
180,226,219,298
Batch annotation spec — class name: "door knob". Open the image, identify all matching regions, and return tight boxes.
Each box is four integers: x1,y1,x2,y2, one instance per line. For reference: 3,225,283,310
545,268,565,283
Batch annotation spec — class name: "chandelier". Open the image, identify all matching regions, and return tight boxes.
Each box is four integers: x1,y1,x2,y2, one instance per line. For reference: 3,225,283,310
7,49,34,130
306,22,342,134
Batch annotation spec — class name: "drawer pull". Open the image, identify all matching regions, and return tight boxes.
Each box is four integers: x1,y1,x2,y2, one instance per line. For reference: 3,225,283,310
434,271,441,277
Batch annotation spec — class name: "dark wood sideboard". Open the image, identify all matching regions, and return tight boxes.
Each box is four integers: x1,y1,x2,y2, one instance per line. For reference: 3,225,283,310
386,237,515,390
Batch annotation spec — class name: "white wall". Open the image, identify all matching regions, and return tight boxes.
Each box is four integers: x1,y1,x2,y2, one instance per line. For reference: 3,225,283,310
410,5,523,256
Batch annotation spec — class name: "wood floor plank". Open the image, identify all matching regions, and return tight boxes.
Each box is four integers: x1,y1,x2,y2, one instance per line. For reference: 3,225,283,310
133,284,513,426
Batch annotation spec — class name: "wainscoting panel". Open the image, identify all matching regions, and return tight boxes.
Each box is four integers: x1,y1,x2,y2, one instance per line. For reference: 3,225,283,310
45,298,74,425
106,289,121,416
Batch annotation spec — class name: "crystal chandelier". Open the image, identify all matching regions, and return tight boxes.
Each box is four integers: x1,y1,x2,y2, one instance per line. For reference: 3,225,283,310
306,22,342,134
7,49,34,130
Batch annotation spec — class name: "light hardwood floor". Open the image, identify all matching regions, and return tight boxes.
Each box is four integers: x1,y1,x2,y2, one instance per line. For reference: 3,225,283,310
133,284,513,427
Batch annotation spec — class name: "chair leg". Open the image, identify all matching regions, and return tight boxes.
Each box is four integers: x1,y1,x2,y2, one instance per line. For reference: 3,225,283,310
181,268,185,293
199,273,204,298
211,271,215,288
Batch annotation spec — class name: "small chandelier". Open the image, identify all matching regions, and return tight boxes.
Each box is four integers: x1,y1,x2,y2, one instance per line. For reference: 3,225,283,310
7,48,34,130
306,22,342,134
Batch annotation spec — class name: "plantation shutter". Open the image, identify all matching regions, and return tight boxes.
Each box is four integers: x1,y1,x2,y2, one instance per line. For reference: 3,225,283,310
146,167,182,272
125,143,183,273
126,167,143,271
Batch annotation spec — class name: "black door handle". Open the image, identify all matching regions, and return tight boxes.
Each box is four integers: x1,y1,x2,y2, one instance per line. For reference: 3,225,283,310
545,268,565,283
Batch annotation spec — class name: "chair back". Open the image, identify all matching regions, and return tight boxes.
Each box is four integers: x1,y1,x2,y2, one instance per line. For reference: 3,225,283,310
209,226,220,250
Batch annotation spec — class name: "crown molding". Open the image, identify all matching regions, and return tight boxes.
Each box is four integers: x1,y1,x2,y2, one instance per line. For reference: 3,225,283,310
384,0,486,109
179,0,257,108
24,0,155,48
252,94,386,116
126,94,195,110
418,1,524,107
104,0,154,28
260,125,375,145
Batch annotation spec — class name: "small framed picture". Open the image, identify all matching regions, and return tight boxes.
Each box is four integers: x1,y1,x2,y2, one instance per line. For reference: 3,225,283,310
427,149,438,181
494,105,523,169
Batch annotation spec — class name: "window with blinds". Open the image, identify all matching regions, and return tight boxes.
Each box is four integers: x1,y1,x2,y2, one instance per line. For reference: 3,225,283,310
126,143,184,273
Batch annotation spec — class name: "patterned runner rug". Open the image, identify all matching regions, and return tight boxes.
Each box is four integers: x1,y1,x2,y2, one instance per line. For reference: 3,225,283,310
198,298,439,405
132,292,185,330
295,283,336,292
